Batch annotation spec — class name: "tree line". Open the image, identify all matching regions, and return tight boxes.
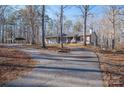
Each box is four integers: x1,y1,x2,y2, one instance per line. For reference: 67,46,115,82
0,5,124,50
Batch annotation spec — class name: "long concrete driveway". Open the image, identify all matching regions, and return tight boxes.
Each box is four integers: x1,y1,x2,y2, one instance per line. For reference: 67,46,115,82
3,47,103,87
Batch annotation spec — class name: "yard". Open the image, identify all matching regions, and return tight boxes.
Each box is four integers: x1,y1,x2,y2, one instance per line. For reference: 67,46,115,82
0,46,37,85
89,46,124,87
99,52,124,87
0,43,124,87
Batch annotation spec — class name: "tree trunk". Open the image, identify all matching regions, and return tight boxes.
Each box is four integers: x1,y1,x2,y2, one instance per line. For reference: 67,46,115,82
31,24,35,44
60,5,64,48
112,20,116,49
83,6,88,46
112,8,116,49
2,24,4,43
41,5,46,48
0,25,1,43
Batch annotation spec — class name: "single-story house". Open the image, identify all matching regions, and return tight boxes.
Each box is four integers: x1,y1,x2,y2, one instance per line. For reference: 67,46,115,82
45,31,97,45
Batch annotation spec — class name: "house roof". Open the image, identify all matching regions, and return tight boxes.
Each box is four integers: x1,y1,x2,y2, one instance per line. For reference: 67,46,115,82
46,31,91,38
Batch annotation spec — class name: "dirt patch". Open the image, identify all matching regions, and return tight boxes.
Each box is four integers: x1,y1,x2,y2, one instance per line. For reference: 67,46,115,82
0,47,37,85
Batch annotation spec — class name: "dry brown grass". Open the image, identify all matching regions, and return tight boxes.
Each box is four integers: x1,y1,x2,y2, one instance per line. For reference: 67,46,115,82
0,47,37,85
99,53,124,87
81,46,124,87
89,46,124,87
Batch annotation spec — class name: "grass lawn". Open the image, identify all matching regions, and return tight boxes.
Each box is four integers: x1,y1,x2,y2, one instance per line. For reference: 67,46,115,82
0,47,37,85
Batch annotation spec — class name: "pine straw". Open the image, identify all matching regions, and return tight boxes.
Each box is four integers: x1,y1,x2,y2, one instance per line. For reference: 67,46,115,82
0,47,37,85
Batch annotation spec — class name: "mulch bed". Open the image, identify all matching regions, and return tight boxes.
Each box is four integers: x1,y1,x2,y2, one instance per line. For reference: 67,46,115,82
0,47,37,85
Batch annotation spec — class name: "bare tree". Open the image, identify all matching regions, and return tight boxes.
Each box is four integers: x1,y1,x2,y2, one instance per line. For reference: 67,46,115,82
26,6,36,44
64,19,73,33
59,5,69,48
73,19,82,33
107,6,120,49
78,5,93,46
0,5,7,43
54,13,60,43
